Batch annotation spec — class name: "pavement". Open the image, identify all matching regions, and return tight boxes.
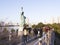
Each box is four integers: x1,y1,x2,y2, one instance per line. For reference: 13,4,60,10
27,39,38,45
17,35,39,45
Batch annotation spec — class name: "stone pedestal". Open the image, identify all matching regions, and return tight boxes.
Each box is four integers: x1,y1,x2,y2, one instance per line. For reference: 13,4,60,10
18,27,23,36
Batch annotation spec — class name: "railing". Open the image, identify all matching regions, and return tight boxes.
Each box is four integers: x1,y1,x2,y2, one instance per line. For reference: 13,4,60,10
34,29,55,45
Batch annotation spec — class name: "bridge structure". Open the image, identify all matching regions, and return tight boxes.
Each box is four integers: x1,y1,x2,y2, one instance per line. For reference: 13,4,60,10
0,25,19,27
33,28,55,45
17,28,55,45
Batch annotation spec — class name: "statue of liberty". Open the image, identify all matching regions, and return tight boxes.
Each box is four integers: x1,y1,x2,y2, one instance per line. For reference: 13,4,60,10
20,7,26,27
18,7,26,36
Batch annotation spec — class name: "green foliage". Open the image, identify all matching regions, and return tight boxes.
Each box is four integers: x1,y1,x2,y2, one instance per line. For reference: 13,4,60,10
37,22,44,28
3,28,8,33
32,22,45,28
32,22,60,34
32,24,36,28
11,29,15,33
53,23,60,33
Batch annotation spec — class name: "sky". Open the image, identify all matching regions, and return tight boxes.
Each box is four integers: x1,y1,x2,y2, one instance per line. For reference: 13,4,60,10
0,0,60,24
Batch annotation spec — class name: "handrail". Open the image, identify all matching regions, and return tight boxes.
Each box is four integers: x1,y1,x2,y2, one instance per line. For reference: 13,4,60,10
34,30,55,45
34,34,46,45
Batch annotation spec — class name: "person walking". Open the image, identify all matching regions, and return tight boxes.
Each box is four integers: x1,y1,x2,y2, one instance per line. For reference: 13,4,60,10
23,29,28,45
38,28,43,38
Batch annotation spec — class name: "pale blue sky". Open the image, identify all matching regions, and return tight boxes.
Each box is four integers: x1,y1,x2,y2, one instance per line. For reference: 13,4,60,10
0,0,60,24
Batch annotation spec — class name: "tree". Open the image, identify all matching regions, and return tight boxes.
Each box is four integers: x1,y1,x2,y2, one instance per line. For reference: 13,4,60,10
32,22,44,28
52,23,60,33
1,28,9,40
3,28,9,34
32,24,36,28
37,22,44,28
11,29,15,33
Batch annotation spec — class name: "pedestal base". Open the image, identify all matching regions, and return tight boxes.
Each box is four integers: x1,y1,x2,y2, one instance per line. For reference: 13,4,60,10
18,27,24,36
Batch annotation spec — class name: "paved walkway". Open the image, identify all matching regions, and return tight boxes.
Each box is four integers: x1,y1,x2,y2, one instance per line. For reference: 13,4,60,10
17,36,39,45
27,39,38,45
18,39,38,45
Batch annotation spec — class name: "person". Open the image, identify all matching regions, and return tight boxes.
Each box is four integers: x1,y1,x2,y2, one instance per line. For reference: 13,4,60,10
23,29,28,44
42,27,46,36
33,28,38,36
39,28,43,38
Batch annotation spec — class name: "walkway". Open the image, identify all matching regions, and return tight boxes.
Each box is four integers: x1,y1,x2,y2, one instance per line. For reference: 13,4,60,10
17,29,55,45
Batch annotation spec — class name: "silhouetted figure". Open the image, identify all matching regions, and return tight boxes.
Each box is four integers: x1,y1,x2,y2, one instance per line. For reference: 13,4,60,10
33,28,38,36
23,29,28,45
27,28,31,34
39,28,43,38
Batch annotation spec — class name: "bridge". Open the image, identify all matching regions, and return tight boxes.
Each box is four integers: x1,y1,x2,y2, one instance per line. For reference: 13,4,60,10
33,29,55,45
17,28,55,45
0,25,19,27
0,24,55,45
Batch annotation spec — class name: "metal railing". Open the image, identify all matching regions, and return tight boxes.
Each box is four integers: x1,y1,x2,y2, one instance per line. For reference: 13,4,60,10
34,29,55,45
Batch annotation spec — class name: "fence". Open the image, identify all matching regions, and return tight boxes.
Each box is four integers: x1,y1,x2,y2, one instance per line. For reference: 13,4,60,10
34,29,55,45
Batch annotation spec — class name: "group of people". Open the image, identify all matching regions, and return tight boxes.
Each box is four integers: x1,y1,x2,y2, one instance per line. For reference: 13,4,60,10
22,26,53,45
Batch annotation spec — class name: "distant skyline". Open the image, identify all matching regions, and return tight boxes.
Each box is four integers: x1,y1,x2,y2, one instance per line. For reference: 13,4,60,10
0,0,60,24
